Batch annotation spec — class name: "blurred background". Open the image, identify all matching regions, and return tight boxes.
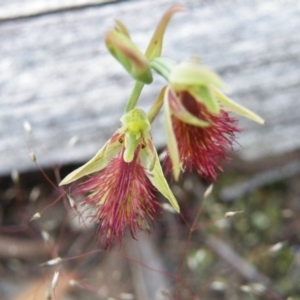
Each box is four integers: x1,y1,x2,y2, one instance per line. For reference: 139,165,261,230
1,0,300,299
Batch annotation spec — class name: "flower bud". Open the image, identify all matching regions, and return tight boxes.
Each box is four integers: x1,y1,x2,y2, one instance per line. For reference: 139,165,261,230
105,29,153,84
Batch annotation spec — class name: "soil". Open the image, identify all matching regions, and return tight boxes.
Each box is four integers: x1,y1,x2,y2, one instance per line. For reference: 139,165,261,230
1,157,300,300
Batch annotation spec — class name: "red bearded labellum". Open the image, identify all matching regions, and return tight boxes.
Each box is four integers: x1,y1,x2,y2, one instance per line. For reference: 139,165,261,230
165,91,242,182
75,146,160,249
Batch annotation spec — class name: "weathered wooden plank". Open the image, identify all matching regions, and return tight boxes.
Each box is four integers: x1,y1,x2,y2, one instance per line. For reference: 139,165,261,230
0,0,117,21
1,0,300,175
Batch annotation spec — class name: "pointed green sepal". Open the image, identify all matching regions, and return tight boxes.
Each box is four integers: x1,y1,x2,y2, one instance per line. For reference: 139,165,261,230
59,131,123,185
145,6,185,60
213,88,265,124
140,135,180,212
142,132,157,172
105,30,153,84
147,86,166,124
169,61,226,90
163,87,181,180
114,19,131,38
147,151,180,212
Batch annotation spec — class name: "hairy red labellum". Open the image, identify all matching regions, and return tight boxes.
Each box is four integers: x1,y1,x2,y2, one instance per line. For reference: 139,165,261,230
165,91,242,181
75,147,160,248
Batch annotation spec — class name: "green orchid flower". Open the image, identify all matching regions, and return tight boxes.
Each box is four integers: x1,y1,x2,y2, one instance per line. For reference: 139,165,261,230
60,108,179,248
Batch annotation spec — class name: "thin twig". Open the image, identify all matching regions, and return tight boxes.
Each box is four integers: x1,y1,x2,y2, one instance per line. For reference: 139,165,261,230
126,233,172,300
220,160,300,201
203,234,285,300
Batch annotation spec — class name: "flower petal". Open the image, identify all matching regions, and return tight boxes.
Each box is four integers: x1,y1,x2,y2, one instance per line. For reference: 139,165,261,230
59,131,123,185
140,131,157,172
147,86,166,124
168,88,210,127
105,30,153,84
140,139,180,212
114,19,131,38
145,6,185,60
169,61,226,90
213,88,265,124
189,86,220,115
163,87,181,180
164,103,241,182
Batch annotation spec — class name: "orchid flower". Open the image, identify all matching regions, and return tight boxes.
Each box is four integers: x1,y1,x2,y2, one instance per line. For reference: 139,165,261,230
60,108,179,247
151,59,264,181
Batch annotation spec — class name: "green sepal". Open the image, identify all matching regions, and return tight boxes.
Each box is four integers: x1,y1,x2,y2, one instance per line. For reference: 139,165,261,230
105,30,153,84
59,131,123,185
169,61,226,89
150,57,177,81
163,87,181,180
147,86,166,124
114,19,131,38
213,88,265,124
140,132,180,212
145,150,180,212
189,85,220,115
145,6,185,60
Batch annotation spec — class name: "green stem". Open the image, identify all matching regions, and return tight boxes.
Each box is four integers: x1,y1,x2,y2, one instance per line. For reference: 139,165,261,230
125,81,144,113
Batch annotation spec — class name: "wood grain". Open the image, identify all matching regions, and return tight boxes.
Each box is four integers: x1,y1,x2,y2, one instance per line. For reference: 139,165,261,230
1,0,300,175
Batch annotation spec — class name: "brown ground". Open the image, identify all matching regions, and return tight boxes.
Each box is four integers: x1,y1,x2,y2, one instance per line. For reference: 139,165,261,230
1,154,300,300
